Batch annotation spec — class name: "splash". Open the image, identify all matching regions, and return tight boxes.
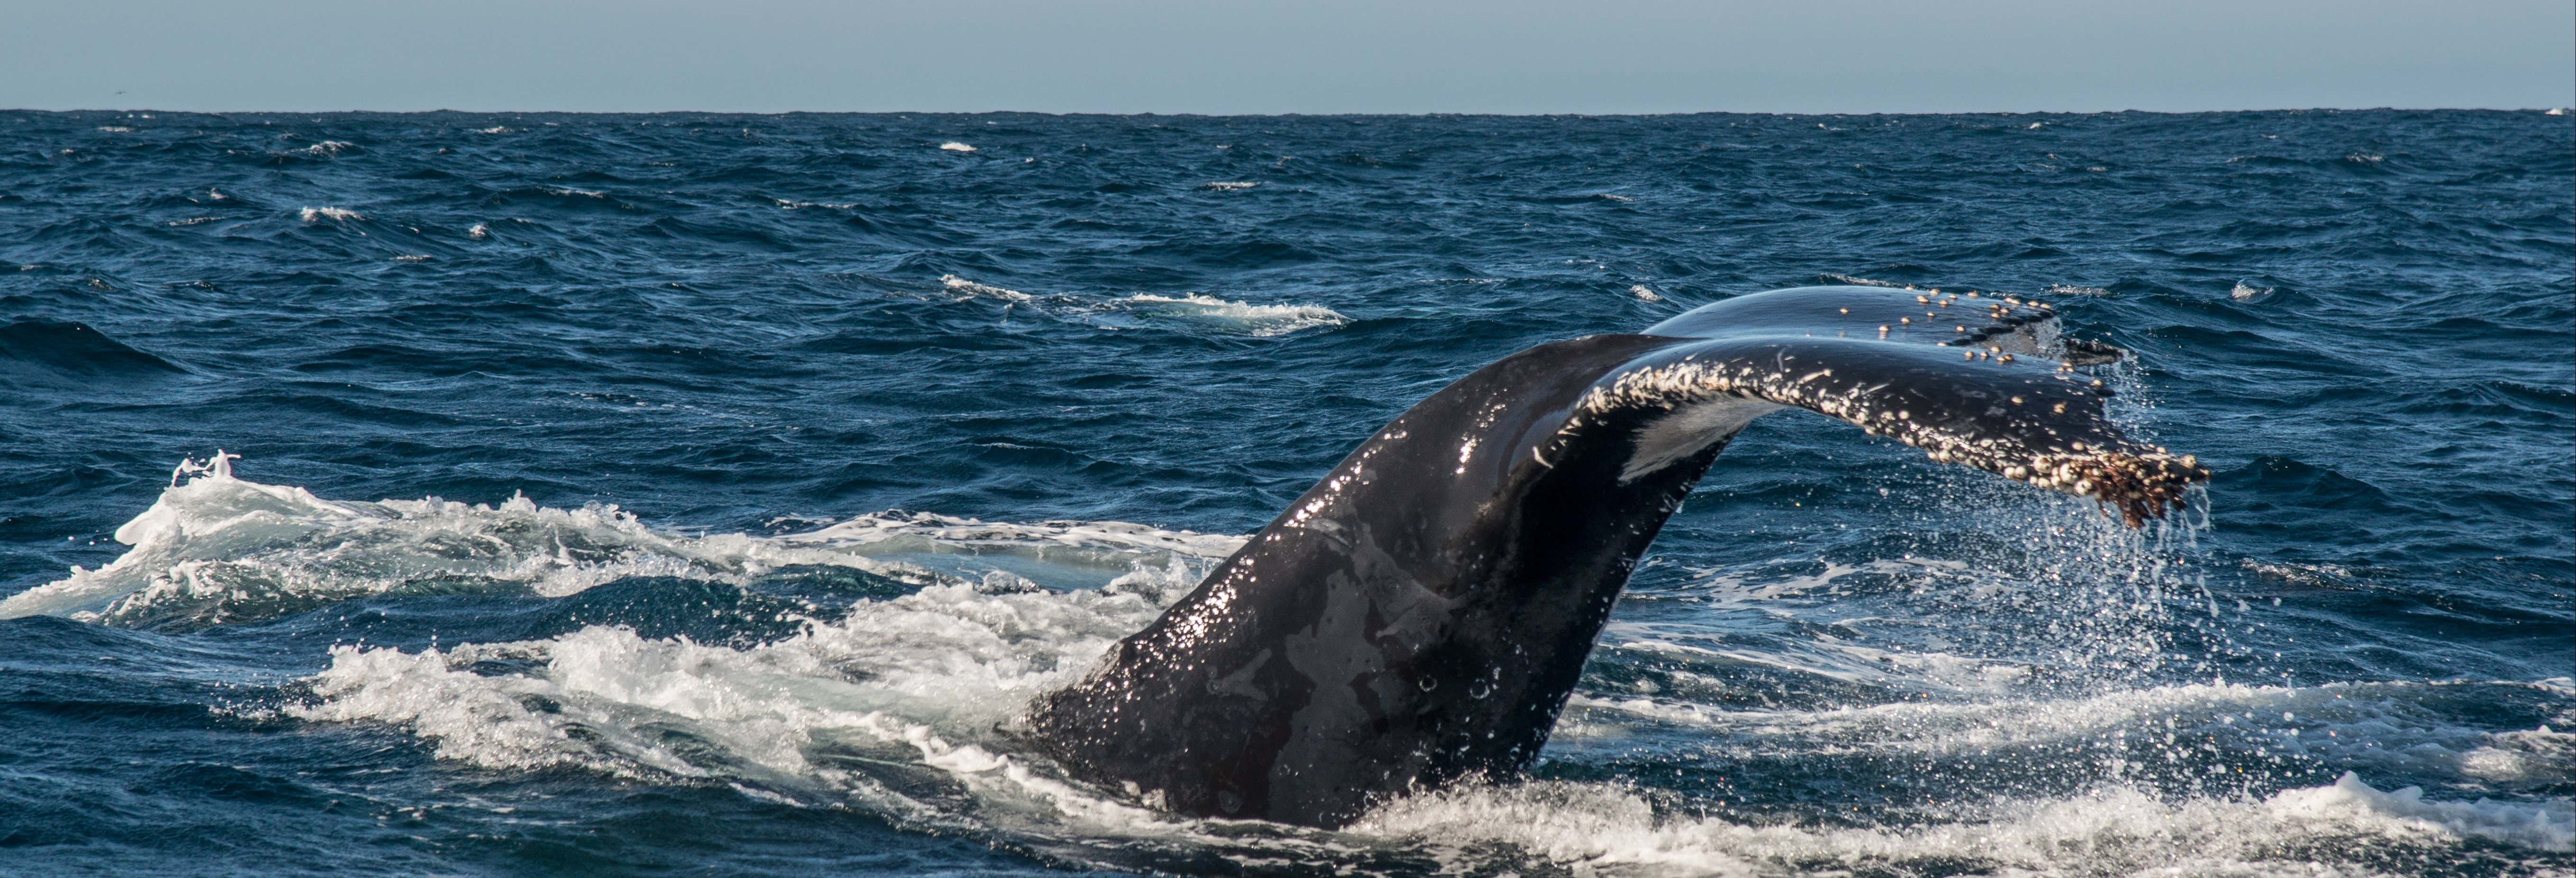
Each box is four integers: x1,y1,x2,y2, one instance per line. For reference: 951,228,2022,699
0,454,935,627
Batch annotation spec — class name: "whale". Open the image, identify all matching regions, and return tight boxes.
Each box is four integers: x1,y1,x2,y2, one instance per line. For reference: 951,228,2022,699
1022,285,2207,827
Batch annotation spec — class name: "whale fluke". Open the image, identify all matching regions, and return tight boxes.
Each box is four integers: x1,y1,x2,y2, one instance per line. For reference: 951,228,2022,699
1024,286,2207,827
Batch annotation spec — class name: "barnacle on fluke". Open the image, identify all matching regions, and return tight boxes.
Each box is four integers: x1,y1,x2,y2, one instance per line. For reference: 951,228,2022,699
1566,285,2207,526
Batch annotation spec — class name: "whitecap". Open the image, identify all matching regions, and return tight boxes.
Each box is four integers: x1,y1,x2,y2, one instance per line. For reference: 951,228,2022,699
941,274,1034,302
298,206,364,223
1819,273,1905,288
939,142,977,153
2231,280,2275,302
467,222,490,239
0,453,943,626
1201,182,1257,191
1354,772,2571,874
1114,293,1350,337
773,198,857,210
2045,283,2110,296
1629,284,1664,302
279,140,355,157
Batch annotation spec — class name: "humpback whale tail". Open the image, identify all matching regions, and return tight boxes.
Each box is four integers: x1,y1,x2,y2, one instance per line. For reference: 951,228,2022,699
1024,286,2208,827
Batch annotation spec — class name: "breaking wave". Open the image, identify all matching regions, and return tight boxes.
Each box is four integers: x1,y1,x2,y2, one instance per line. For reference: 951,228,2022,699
936,275,1349,337
8,456,2562,875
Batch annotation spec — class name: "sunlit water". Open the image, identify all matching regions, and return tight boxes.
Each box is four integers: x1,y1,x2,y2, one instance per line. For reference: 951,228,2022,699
2,110,2568,876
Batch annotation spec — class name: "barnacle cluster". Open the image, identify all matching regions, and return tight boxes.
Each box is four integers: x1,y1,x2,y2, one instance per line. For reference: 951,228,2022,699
1576,336,2207,527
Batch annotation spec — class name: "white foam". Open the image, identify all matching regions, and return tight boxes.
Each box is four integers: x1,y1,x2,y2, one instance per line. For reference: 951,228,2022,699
97,126,134,133
1629,284,1664,302
0,454,935,626
474,126,510,134
467,222,490,239
1563,675,2575,783
20,456,2565,872
280,140,354,157
936,277,1348,337
1355,772,2570,875
785,510,1244,561
2231,280,2275,302
939,142,977,152
940,274,1033,302
1201,181,1257,191
1818,273,1904,288
285,562,1209,835
2045,283,2110,296
1115,293,1350,337
298,206,364,223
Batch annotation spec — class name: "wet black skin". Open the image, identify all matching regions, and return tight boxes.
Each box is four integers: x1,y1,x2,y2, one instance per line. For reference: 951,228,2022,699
1024,286,2176,827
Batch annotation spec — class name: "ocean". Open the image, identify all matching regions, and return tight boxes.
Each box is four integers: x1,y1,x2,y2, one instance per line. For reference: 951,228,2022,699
0,109,2568,876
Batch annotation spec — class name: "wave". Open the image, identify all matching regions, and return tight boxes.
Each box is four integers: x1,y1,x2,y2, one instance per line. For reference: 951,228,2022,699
935,275,1349,337
0,455,1229,630
1113,293,1350,337
297,206,364,223
1357,772,2569,875
10,456,2563,874
270,140,356,160
1817,272,1908,288
0,320,187,379
940,273,1034,302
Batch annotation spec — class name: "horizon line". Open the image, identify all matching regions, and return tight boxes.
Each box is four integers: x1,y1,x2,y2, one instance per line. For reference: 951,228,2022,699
12,105,2572,118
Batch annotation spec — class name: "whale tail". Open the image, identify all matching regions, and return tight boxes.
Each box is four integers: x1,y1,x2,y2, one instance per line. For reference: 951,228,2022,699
1025,286,2208,827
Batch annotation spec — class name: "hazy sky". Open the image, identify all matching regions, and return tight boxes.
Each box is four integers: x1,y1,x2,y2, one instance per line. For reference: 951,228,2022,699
6,1,2570,113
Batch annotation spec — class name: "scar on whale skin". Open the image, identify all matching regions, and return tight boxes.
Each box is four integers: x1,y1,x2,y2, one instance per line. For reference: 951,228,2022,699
1023,285,2209,827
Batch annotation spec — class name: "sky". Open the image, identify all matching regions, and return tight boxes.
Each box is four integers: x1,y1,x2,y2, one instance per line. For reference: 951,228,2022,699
4,0,2570,114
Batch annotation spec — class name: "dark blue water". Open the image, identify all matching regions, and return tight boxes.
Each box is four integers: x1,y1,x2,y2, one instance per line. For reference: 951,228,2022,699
1,110,2569,877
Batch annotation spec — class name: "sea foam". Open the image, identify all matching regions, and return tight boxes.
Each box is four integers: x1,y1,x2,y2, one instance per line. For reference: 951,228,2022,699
16,455,2565,874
